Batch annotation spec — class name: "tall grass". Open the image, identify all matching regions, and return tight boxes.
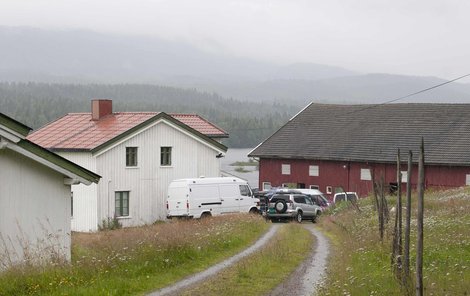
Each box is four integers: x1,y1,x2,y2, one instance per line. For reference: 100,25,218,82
317,187,470,295
0,214,269,296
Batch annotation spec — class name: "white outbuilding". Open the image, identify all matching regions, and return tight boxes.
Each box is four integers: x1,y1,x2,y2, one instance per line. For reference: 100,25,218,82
0,113,100,268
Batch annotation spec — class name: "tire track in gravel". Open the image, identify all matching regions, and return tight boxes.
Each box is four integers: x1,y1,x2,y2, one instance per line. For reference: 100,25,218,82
147,224,279,296
268,224,330,296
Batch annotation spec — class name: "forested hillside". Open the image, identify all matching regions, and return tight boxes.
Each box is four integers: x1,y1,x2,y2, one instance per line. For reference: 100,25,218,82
0,82,299,148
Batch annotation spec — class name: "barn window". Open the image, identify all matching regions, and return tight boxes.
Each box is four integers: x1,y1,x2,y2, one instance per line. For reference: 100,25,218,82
466,174,470,186
115,191,129,217
262,182,272,190
309,165,319,176
310,185,319,190
401,171,408,183
281,164,291,175
126,147,138,167
360,168,371,181
326,186,333,194
161,147,172,166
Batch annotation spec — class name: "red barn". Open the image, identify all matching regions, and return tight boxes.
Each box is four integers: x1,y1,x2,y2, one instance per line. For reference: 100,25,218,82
248,103,470,200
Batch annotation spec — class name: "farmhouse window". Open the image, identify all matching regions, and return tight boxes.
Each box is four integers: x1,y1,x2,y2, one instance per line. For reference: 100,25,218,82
262,182,272,190
309,165,319,176
281,164,291,175
115,191,129,217
360,168,371,181
466,174,470,186
126,147,138,167
161,147,172,166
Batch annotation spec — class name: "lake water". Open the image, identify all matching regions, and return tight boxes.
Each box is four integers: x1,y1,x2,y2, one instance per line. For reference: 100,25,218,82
221,148,259,188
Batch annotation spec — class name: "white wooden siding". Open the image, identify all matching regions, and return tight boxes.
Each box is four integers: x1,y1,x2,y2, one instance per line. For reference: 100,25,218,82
96,121,221,227
58,152,98,232
0,149,71,267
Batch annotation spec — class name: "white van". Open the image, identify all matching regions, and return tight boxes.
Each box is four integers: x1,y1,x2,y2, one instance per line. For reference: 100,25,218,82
166,177,260,219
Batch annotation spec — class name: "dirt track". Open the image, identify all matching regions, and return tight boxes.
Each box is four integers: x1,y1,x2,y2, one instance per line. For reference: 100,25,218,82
147,223,329,296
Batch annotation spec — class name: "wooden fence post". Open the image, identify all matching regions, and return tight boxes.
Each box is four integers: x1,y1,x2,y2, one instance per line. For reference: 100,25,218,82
404,150,413,284
416,138,425,296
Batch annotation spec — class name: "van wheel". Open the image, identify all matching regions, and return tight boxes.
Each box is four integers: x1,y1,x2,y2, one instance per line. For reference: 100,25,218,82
249,208,259,215
200,212,212,219
295,212,303,223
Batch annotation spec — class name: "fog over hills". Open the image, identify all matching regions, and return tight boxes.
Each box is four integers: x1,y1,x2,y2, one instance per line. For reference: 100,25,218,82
1,26,470,105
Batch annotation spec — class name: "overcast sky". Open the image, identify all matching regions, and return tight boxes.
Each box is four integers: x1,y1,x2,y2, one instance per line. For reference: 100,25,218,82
1,0,469,79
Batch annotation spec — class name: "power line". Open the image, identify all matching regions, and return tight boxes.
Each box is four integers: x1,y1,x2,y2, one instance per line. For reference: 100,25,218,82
340,73,470,116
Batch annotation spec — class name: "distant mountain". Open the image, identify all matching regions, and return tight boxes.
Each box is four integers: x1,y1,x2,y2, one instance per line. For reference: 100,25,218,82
0,26,354,83
1,26,470,105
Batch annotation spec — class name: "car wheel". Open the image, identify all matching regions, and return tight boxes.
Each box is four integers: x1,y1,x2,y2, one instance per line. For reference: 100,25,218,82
295,211,303,223
275,200,287,213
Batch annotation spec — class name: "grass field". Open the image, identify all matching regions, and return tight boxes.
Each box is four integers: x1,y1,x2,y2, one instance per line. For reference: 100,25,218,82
317,187,470,295
0,214,269,296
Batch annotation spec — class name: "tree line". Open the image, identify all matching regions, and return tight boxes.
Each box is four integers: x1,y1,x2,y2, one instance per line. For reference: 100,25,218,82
0,82,300,148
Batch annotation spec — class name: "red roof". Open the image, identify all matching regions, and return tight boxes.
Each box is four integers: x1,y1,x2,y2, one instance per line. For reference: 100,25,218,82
27,112,228,151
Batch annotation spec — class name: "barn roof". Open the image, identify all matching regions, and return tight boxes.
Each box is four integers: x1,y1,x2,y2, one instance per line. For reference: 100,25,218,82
249,103,470,166
28,112,228,152
0,113,100,185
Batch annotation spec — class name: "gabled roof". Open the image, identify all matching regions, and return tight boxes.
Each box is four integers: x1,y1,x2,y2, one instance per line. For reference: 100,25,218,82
0,113,100,185
249,103,470,166
0,113,32,137
27,112,227,153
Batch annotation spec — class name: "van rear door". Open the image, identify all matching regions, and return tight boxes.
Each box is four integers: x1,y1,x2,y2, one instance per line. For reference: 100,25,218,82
167,182,190,217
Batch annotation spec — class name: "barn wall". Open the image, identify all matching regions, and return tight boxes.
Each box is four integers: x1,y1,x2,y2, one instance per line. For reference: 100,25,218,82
259,158,470,199
0,149,71,267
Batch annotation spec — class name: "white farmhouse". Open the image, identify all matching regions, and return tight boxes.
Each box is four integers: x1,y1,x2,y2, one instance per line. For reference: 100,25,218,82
0,113,100,268
28,99,228,232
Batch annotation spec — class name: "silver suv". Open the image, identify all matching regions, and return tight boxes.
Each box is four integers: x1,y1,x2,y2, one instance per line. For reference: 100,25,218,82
267,192,322,223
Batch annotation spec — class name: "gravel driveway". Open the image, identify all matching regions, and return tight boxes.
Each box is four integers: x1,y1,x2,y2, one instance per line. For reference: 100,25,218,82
147,225,279,296
268,224,330,296
147,223,329,296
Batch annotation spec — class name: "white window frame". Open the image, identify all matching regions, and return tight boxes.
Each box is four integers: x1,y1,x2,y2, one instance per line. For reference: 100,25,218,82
160,146,172,166
401,171,408,183
262,182,272,191
466,174,470,186
360,168,371,181
126,147,138,167
115,191,130,217
309,185,319,190
281,164,291,175
326,186,333,194
309,165,319,176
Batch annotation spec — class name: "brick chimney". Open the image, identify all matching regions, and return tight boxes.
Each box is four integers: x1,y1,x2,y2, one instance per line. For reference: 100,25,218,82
91,99,113,120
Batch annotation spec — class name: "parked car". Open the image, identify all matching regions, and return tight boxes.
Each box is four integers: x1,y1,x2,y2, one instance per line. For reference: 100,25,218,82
333,192,359,204
166,177,260,219
266,191,322,223
295,188,331,210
